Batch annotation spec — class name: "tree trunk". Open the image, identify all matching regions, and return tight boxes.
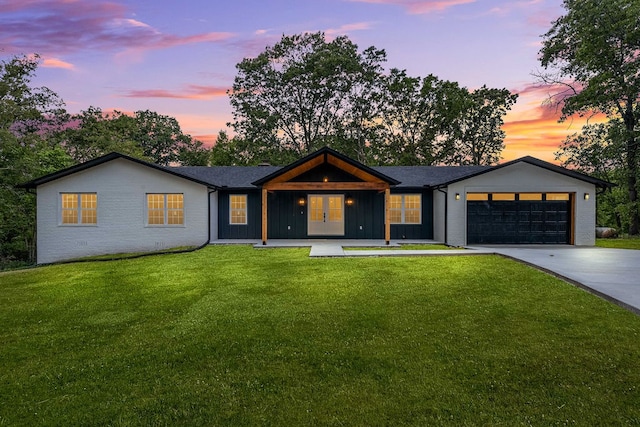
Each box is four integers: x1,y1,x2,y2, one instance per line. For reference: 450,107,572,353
624,105,639,235
628,137,639,235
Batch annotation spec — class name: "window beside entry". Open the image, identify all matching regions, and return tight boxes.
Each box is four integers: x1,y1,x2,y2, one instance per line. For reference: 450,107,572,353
389,194,421,224
147,193,184,226
61,193,97,225
230,195,248,225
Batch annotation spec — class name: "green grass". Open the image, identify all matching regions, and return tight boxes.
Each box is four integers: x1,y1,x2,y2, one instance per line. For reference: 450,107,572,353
344,244,455,250
597,236,640,250
1,246,639,426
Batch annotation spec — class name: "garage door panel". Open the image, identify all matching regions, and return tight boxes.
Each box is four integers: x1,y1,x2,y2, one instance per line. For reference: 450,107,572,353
468,199,570,244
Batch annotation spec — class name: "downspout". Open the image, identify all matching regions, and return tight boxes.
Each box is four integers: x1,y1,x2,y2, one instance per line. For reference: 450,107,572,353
436,187,448,245
207,188,217,245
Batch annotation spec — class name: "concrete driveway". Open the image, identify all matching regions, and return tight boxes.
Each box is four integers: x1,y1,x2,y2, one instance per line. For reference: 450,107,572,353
479,246,640,315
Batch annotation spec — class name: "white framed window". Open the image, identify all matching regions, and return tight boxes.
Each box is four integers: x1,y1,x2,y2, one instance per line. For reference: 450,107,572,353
61,193,97,225
147,193,184,226
389,194,421,224
230,195,247,225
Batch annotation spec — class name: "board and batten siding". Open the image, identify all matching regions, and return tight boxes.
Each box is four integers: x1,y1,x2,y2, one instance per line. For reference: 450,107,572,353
36,158,210,264
444,162,597,247
218,191,262,239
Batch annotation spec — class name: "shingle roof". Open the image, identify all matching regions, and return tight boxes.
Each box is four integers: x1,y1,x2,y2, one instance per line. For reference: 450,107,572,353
20,152,216,189
174,165,481,188
372,166,490,188
173,166,281,188
21,150,614,190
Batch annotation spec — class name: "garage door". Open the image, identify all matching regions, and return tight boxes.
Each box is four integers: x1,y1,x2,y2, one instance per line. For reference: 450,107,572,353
467,194,571,244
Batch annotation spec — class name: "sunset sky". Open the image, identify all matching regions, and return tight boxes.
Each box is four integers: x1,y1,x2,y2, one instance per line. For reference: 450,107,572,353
0,0,594,163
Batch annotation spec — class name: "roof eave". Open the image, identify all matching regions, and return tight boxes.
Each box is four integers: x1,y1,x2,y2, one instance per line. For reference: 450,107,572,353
251,146,400,186
19,152,219,190
435,156,615,188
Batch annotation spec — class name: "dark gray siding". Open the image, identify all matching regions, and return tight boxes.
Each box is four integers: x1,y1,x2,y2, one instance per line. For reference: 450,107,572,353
264,190,433,240
390,189,434,240
267,192,308,239
218,191,262,239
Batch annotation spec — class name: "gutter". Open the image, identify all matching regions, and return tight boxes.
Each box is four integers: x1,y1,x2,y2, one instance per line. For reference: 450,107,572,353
207,188,216,245
435,187,448,244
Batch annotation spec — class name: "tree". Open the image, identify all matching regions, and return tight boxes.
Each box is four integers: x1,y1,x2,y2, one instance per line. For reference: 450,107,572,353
178,137,211,166
539,0,640,234
377,70,452,165
229,32,386,163
0,54,66,134
0,55,73,266
56,108,209,166
131,110,207,166
377,70,515,166
449,86,518,166
556,122,628,228
55,107,142,162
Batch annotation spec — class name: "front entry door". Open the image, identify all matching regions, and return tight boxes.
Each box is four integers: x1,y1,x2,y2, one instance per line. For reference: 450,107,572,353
308,195,344,236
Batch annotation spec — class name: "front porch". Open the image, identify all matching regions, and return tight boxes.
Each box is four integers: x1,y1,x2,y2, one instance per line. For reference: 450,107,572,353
251,147,401,245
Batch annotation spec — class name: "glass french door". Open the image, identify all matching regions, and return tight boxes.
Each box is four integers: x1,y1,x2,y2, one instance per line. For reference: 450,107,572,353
308,195,344,236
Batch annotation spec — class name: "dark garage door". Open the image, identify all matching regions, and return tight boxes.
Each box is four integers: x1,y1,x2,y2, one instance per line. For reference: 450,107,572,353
467,200,570,244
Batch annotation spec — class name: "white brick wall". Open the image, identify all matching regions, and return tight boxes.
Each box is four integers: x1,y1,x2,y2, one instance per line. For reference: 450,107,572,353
36,158,210,263
444,162,597,247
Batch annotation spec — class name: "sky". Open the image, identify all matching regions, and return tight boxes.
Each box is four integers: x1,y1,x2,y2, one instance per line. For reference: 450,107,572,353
0,0,592,163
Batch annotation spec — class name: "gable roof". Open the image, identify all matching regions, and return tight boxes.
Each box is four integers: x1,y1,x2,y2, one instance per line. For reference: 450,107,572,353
20,152,218,189
431,155,614,188
21,149,614,191
251,146,400,186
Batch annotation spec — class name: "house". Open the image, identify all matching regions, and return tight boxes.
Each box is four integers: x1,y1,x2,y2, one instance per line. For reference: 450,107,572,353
22,147,612,264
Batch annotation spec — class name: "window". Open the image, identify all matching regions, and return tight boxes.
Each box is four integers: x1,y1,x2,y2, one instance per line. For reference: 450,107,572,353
518,193,543,201
466,193,488,201
389,194,421,224
61,193,97,225
491,193,516,201
147,194,184,226
230,195,247,225
546,193,570,201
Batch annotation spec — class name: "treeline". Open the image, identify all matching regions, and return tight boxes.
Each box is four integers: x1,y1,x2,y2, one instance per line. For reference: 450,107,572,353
218,32,517,166
1,34,517,266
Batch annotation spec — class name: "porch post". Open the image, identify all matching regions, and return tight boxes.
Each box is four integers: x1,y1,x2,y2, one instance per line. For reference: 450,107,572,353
261,188,268,245
384,187,391,245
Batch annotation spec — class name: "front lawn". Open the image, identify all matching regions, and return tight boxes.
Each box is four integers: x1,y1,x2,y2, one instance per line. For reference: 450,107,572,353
597,236,640,250
1,246,639,425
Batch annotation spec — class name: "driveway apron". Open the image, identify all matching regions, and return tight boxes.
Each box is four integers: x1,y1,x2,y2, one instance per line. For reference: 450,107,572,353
481,246,640,315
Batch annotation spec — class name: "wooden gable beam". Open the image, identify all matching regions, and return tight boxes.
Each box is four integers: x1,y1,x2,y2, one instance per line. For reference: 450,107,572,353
267,155,324,184
326,154,386,183
264,181,389,191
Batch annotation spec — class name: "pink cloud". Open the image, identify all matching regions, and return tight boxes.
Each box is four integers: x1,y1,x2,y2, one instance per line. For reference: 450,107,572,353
0,0,235,56
325,22,375,36
120,85,230,100
349,0,476,14
42,57,75,70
